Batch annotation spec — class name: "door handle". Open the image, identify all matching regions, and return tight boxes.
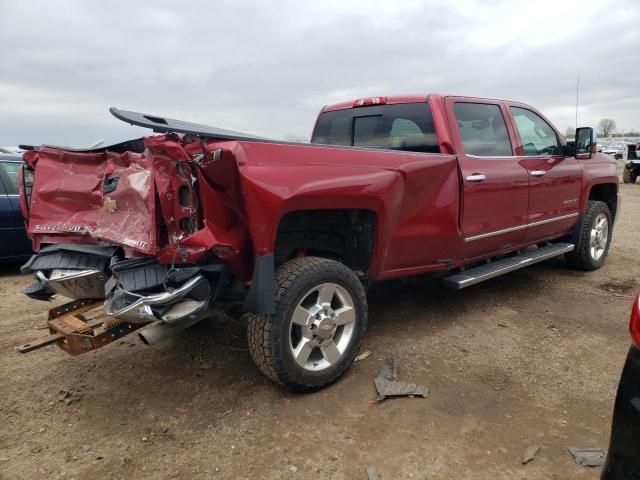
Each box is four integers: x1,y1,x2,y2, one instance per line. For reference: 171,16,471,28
530,170,546,177
465,174,486,182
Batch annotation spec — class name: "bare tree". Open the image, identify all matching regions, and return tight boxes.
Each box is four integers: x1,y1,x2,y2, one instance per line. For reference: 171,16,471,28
564,126,574,138
598,118,616,137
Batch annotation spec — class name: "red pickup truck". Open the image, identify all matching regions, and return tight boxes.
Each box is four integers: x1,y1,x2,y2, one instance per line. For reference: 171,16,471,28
18,94,619,391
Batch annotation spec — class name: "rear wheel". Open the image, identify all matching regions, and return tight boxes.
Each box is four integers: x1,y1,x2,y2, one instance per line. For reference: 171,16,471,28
566,200,612,271
247,257,367,391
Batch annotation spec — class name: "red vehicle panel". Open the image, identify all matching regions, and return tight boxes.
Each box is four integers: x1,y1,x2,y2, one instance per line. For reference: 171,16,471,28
16,94,620,390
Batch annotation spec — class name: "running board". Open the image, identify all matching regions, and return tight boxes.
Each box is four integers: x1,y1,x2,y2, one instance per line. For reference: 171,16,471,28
443,243,574,290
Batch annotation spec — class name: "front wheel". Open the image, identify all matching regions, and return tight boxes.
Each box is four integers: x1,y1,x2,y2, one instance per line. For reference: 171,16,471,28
566,200,612,271
247,257,367,392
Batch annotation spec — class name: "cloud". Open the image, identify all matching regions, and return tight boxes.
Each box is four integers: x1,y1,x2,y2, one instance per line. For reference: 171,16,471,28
1,0,638,147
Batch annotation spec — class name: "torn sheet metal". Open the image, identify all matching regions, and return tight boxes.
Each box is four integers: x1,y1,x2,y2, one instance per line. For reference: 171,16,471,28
568,447,606,467
23,147,157,255
374,358,429,401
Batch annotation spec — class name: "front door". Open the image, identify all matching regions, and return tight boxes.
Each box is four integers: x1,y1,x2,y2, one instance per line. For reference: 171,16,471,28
446,98,529,260
506,105,582,242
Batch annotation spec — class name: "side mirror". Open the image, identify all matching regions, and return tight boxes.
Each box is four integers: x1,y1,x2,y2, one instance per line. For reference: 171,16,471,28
575,127,594,159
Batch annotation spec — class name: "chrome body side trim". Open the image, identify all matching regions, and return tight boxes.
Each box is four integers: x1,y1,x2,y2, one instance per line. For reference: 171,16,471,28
464,212,579,243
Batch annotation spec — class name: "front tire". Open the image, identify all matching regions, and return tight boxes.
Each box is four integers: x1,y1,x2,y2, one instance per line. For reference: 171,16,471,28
247,257,368,392
566,200,612,271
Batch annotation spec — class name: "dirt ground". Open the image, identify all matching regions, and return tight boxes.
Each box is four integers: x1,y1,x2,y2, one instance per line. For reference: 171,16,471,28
1,183,638,480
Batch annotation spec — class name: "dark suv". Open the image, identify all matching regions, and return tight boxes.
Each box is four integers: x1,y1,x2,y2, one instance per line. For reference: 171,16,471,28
0,154,31,262
601,292,640,479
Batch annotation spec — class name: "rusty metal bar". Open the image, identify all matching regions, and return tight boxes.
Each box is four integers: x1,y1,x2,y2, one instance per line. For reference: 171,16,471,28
17,300,150,356
17,333,64,353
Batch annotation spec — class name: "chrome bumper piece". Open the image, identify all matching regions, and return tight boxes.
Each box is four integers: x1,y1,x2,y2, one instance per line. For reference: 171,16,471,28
105,275,209,324
36,269,107,299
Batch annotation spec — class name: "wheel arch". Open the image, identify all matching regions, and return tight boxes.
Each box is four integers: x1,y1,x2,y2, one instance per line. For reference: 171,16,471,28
273,208,378,274
586,182,618,221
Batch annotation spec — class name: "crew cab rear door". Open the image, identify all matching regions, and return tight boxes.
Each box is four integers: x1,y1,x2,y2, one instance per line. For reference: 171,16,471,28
505,103,582,242
445,97,529,261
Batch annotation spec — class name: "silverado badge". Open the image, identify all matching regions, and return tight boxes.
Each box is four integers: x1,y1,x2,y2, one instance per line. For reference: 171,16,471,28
103,197,118,213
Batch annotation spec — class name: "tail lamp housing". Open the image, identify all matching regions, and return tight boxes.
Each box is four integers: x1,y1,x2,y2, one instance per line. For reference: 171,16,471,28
630,292,640,348
21,164,34,207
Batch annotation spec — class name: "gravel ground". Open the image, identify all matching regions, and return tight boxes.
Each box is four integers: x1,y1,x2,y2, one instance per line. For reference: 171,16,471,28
0,183,638,480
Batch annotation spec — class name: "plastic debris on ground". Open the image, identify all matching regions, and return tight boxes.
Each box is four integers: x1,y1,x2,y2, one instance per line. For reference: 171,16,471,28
366,465,382,480
568,447,606,467
374,358,429,401
354,350,372,362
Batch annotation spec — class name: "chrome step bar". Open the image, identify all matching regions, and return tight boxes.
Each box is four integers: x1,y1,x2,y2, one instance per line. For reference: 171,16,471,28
443,242,574,290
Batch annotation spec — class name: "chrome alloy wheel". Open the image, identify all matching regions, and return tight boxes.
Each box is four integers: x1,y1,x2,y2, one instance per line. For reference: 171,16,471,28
288,282,356,372
590,213,609,261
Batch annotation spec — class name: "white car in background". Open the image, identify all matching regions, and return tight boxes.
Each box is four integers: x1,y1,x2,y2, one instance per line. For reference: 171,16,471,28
0,146,24,155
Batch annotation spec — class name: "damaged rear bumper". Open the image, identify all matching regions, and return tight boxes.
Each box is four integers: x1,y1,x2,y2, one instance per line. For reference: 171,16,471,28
105,274,209,324
35,269,107,299
22,245,225,328
21,244,116,300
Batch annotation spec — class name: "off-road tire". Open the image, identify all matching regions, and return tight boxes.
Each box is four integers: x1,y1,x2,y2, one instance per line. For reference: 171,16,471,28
246,257,367,392
565,200,612,271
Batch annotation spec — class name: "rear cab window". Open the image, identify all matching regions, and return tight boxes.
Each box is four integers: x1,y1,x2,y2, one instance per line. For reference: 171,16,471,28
311,103,440,154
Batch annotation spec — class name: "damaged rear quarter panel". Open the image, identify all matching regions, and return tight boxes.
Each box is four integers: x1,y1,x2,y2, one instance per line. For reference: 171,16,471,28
231,141,461,278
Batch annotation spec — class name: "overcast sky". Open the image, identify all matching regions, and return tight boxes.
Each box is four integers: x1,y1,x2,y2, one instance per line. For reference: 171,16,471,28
1,0,638,147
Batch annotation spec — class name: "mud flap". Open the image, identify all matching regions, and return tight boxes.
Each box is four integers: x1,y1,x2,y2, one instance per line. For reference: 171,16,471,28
242,254,275,315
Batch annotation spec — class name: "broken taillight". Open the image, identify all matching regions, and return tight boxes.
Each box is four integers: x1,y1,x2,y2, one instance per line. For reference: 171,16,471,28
630,292,640,348
22,165,33,206
353,96,387,108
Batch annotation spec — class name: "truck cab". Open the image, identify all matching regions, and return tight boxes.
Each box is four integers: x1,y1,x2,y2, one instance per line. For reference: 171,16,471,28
311,94,618,268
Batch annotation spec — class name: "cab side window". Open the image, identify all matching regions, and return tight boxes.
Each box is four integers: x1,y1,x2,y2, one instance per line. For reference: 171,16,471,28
454,103,512,157
510,107,560,156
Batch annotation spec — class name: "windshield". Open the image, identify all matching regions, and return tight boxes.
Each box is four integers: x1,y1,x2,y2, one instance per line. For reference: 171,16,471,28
311,103,440,153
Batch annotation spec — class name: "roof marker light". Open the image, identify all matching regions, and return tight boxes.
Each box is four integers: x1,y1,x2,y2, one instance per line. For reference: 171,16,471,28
353,97,387,108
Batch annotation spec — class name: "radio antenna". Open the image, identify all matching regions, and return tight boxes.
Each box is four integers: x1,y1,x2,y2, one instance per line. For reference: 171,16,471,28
575,76,580,129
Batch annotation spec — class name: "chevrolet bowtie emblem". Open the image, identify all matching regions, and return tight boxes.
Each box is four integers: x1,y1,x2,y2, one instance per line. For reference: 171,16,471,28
103,197,118,213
